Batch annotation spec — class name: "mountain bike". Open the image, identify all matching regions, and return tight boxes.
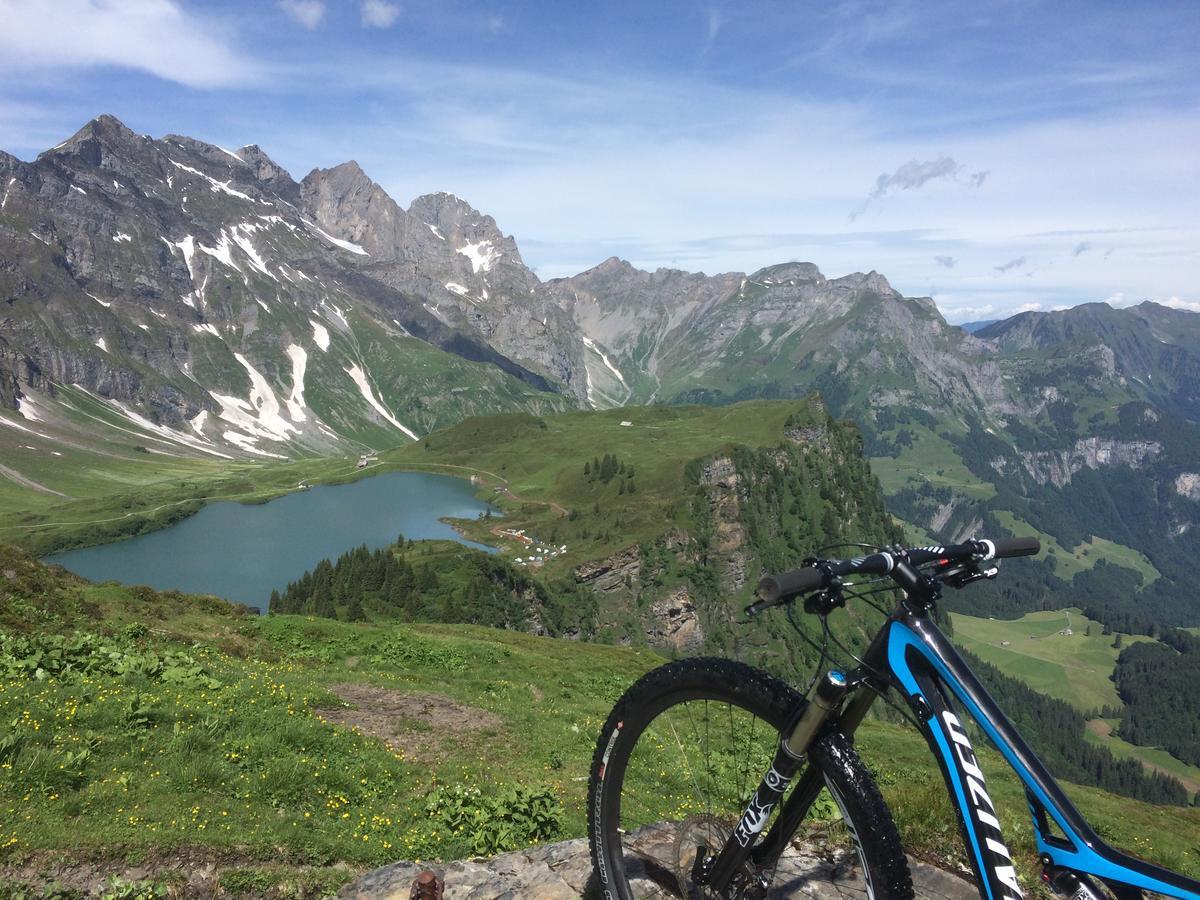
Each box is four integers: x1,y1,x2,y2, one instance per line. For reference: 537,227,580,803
587,537,1200,899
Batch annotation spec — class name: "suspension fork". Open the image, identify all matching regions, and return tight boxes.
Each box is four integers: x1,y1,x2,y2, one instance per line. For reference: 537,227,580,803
740,619,896,882
748,675,882,868
700,669,860,892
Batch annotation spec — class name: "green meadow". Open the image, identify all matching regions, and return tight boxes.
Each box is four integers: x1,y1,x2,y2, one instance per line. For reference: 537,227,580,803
950,608,1152,712
2,546,1198,897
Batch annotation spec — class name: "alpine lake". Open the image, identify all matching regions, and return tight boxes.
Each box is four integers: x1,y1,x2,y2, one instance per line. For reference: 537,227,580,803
45,470,498,612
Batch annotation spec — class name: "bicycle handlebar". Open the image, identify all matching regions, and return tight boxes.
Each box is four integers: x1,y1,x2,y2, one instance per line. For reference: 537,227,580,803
749,536,1041,615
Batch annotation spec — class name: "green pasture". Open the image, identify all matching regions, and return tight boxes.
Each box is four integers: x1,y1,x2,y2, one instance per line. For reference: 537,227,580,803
951,608,1153,712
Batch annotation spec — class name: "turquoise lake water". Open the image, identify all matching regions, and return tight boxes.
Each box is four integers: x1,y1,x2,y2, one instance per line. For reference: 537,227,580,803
45,471,497,611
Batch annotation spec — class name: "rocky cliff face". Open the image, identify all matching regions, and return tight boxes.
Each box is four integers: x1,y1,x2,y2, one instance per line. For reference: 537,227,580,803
0,115,568,460
994,438,1163,487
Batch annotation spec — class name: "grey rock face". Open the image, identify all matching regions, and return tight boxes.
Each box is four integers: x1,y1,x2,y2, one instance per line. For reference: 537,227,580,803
0,115,568,459
994,438,1162,487
339,833,977,899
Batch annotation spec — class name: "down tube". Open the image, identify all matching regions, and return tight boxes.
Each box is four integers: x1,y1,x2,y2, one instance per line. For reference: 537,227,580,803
886,618,1200,899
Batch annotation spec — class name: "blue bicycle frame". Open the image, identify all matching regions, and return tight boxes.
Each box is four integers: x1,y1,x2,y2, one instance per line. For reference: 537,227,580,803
852,607,1200,899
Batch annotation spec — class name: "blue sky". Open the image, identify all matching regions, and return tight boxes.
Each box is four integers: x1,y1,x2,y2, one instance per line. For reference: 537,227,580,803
0,0,1196,322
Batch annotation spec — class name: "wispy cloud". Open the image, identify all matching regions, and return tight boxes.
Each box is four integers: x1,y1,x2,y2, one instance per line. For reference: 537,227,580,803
361,0,401,28
1072,241,1092,256
702,6,724,55
995,256,1026,273
0,0,260,88
279,0,325,29
934,255,956,268
852,155,987,219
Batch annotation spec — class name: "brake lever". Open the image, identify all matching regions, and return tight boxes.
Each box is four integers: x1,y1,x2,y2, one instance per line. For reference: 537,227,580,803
939,561,999,590
803,582,846,615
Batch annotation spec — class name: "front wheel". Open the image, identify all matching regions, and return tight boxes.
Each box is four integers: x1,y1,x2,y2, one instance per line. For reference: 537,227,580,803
587,657,913,898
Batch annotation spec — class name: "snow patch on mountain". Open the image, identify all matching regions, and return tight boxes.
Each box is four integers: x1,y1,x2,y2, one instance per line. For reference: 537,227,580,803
582,336,629,390
284,344,308,422
70,185,86,196
189,410,208,436
222,430,287,459
301,218,369,256
344,364,418,439
85,291,111,308
322,302,349,329
310,320,330,351
113,232,132,243
192,323,221,338
16,396,41,422
427,224,445,240
169,160,254,202
198,232,238,270
234,353,296,439
228,223,277,281
445,282,470,297
458,240,500,274
102,397,232,459
94,338,108,352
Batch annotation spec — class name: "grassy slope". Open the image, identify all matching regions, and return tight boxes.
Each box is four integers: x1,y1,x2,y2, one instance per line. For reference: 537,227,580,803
990,511,1159,585
381,400,823,574
950,609,1153,712
2,548,1198,897
1084,720,1200,795
871,422,997,501
0,399,816,565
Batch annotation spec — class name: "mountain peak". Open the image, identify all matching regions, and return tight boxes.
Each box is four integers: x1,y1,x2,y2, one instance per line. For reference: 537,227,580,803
300,160,406,258
407,191,490,227
751,262,824,284
236,144,299,203
45,114,147,166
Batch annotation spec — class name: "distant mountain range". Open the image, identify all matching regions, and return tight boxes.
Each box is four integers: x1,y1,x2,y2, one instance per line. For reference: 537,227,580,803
958,319,998,333
2,115,1198,627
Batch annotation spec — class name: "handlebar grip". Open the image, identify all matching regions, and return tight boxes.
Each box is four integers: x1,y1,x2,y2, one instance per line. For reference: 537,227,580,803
989,536,1041,559
756,566,827,606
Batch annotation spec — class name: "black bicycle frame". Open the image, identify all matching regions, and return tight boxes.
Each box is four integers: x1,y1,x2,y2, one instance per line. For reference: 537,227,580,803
737,600,1200,899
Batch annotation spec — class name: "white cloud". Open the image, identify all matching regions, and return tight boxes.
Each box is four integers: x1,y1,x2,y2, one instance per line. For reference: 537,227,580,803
361,0,400,28
1160,296,1200,312
0,0,259,88
1017,302,1042,312
279,0,325,29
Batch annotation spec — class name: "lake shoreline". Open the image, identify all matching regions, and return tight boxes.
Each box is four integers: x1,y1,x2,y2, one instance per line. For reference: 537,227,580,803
22,456,509,559
43,470,503,611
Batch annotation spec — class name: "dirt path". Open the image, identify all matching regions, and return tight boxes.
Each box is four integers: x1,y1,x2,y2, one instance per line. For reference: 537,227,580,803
316,683,503,763
0,462,70,498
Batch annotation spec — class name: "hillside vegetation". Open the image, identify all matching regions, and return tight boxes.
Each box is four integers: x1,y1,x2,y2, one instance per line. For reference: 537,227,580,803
2,547,1199,898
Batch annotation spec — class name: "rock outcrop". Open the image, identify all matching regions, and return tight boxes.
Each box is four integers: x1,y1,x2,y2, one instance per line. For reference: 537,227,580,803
340,834,977,899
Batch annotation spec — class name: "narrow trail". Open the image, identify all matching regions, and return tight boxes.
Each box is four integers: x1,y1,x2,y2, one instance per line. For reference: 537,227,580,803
0,463,70,498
